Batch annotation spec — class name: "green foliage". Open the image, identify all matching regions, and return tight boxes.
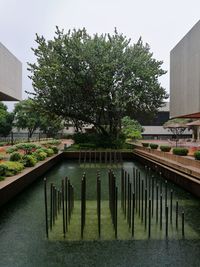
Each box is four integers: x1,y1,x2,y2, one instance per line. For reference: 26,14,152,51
149,143,159,149
0,142,7,146
22,155,37,167
0,102,14,137
0,161,24,176
51,146,59,154
172,148,188,156
142,143,149,147
194,151,200,160
41,148,54,157
28,28,167,138
79,143,96,149
160,146,171,152
16,143,37,154
10,152,22,161
6,146,18,154
33,151,47,161
73,133,91,144
121,116,143,140
0,153,4,160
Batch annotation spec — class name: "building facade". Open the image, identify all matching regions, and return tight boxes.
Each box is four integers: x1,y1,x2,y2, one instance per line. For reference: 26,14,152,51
170,20,200,119
0,42,22,101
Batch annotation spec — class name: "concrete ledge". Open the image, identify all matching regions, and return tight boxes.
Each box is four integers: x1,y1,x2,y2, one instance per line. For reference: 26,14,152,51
0,153,63,207
134,147,200,197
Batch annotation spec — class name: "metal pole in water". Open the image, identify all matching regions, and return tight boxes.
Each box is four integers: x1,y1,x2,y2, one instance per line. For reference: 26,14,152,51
132,192,135,237
44,178,49,238
170,190,173,223
62,179,66,238
65,177,68,231
79,149,81,164
50,183,53,230
138,172,141,216
176,201,178,229
166,206,168,238
115,187,118,239
145,188,147,229
152,175,154,217
129,183,132,229
156,184,159,223
148,199,151,238
160,193,162,230
141,180,144,222
182,211,185,237
165,180,167,208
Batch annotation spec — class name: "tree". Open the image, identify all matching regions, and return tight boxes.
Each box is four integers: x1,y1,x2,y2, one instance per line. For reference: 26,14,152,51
0,102,14,136
163,118,190,136
14,99,64,138
121,116,143,140
27,28,168,138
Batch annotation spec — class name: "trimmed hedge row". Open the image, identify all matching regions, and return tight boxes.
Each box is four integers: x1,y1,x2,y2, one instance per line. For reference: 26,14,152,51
172,148,188,156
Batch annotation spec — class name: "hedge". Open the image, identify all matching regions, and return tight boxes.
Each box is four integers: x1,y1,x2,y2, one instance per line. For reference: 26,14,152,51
150,143,159,149
160,146,171,152
142,143,149,147
10,152,22,162
194,151,200,160
172,148,188,156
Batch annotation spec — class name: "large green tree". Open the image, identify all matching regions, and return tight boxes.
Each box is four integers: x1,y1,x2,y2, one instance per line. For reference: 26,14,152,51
28,28,167,138
0,102,14,136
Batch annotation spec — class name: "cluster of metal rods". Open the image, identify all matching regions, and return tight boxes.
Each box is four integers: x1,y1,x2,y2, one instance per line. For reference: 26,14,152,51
121,166,185,238
44,177,74,238
44,164,186,240
79,150,123,165
108,170,118,238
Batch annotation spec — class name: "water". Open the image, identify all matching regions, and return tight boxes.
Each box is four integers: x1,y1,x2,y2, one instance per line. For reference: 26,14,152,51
1,159,200,267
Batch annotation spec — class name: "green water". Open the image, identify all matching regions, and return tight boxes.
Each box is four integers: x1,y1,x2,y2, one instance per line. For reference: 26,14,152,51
1,159,200,267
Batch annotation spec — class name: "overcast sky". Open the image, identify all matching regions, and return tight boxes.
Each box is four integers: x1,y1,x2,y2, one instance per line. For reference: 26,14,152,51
0,0,200,110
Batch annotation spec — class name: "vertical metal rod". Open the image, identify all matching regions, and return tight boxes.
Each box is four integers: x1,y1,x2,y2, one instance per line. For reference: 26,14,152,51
132,192,135,237
44,178,49,238
115,187,118,239
152,176,154,217
148,199,151,238
160,193,163,230
124,171,127,217
62,179,66,238
165,180,167,208
50,183,53,230
166,206,168,238
176,201,178,229
141,180,144,222
170,190,173,223
182,211,185,237
129,183,132,229
138,172,141,216
156,184,159,223
145,188,147,229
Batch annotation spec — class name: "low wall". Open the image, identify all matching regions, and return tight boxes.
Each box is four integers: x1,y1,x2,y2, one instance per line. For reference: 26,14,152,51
63,151,134,160
134,146,200,197
0,153,63,207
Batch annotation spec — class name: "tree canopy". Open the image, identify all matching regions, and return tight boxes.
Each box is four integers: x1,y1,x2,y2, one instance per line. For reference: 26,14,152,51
28,27,167,138
0,102,14,137
121,116,143,140
14,99,64,138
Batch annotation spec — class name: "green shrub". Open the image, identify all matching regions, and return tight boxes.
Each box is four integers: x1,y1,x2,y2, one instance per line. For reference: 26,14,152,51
33,151,47,161
6,146,18,154
160,146,171,152
22,155,37,167
150,143,159,149
79,143,96,149
51,146,59,154
172,148,188,156
194,151,200,160
0,153,4,160
0,164,8,177
10,152,22,161
142,143,149,147
0,161,24,176
0,142,6,146
16,143,37,154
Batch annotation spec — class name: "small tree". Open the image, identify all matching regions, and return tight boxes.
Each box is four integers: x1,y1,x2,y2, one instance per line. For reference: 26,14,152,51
121,116,143,140
0,102,14,137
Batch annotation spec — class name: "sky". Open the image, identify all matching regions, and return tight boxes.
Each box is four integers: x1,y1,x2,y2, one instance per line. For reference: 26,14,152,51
0,0,200,110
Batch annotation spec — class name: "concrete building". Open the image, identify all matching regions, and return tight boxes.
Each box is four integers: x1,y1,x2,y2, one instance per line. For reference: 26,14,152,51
170,20,200,119
0,42,22,101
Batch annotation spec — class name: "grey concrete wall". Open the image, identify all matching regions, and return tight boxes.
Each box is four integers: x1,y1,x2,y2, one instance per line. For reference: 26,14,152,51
170,20,200,118
0,43,22,101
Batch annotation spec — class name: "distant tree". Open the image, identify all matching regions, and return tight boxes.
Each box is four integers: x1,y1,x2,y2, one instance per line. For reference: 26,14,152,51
121,116,143,140
14,99,64,138
14,99,41,138
163,118,191,136
0,102,14,136
27,27,168,139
